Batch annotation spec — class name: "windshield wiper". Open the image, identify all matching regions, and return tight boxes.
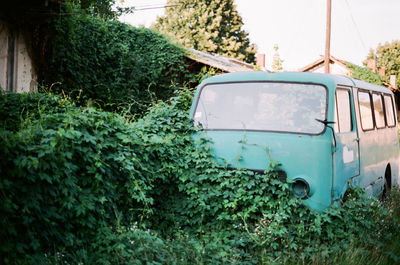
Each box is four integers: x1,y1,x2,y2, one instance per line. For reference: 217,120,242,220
315,118,335,126
315,119,336,148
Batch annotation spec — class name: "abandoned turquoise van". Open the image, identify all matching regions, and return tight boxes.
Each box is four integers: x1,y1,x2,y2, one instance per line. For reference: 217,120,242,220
190,71,400,210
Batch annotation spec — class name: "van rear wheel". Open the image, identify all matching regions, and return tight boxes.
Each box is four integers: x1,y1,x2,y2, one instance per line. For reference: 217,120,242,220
380,166,392,201
380,177,389,201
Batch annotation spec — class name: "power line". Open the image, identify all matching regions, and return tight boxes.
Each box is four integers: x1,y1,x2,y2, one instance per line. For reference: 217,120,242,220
343,0,367,52
120,1,193,11
133,4,181,11
23,2,191,16
130,3,169,8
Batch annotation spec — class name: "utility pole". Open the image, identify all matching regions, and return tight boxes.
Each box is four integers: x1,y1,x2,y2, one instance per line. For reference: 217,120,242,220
324,0,332,73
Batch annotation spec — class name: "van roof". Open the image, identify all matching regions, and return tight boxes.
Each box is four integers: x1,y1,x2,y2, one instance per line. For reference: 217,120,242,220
200,71,393,94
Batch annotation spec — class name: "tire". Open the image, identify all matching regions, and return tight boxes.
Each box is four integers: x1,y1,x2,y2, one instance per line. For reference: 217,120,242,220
380,177,389,201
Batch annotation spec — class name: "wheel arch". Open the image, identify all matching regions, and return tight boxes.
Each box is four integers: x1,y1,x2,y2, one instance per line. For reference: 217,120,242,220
385,163,392,188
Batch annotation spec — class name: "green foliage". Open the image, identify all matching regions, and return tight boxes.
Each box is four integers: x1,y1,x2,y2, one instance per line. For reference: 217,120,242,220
272,44,284,72
1,92,399,264
0,96,156,263
364,40,400,87
69,0,133,19
45,4,189,114
252,188,380,261
0,92,73,132
152,0,257,64
346,62,383,85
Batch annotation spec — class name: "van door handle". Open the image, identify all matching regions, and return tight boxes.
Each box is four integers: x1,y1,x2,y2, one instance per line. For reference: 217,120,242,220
353,138,359,142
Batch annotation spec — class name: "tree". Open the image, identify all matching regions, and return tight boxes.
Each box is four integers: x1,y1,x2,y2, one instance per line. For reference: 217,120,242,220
271,44,283,72
152,0,257,64
363,40,400,88
69,0,133,19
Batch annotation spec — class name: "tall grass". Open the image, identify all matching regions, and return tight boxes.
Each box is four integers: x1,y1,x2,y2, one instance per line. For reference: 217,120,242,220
301,187,400,265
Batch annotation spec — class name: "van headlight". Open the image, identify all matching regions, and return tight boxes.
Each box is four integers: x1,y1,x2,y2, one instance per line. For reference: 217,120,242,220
292,178,310,199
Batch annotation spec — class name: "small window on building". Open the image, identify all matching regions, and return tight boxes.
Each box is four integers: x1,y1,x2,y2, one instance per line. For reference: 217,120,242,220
384,95,396,127
335,89,352,133
372,93,385,128
358,91,374,130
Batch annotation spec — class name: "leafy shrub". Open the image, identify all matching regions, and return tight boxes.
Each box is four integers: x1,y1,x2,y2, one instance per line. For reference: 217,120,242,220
44,3,190,114
0,92,72,132
0,99,156,263
128,91,397,263
346,62,383,85
1,92,399,264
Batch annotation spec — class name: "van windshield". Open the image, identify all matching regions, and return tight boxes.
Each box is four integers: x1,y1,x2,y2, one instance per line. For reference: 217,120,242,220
194,82,327,134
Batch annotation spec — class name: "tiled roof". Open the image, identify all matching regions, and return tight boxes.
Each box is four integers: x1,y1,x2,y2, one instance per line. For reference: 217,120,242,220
187,48,255,73
298,55,351,72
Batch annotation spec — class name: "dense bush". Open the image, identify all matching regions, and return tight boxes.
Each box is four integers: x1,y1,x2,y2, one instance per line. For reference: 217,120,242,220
44,3,190,114
0,92,399,264
346,62,383,85
0,92,72,132
0,97,156,263
130,92,394,263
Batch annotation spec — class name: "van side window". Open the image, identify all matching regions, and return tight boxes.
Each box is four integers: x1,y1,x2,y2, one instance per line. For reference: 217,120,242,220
384,95,396,127
333,97,338,132
335,89,352,132
372,93,385,128
358,91,374,130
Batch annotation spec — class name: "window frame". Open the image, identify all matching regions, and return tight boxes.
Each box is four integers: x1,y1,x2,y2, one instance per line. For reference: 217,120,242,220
357,89,375,132
372,92,386,129
193,81,329,136
383,94,396,128
335,87,353,133
7,32,16,92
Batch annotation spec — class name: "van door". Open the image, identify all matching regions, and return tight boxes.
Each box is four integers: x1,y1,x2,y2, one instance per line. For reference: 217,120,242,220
333,87,360,200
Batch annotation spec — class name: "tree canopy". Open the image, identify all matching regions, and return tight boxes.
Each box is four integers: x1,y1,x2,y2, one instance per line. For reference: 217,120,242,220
364,40,400,88
69,0,133,19
152,0,257,64
271,44,284,72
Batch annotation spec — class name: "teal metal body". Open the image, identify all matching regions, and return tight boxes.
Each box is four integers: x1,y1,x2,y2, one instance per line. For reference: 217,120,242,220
190,71,400,210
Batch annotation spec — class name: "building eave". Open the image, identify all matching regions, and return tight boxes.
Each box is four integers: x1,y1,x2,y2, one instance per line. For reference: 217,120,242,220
187,48,255,73
298,55,352,73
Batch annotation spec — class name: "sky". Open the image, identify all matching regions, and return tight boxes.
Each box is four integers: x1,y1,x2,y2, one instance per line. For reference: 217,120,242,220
118,0,400,71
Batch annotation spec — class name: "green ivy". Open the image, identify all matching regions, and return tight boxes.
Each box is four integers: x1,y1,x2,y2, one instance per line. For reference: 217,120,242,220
0,92,73,132
44,3,190,114
0,92,398,264
0,99,155,263
346,62,383,85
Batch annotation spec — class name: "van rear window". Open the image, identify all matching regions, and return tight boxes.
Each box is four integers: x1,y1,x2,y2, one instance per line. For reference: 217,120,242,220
358,91,374,130
194,82,327,134
335,89,352,132
373,93,385,128
384,95,396,127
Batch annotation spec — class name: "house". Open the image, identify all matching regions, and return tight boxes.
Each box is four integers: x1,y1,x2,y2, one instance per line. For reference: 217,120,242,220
0,0,62,93
0,21,37,93
298,55,352,76
186,48,255,73
299,55,400,120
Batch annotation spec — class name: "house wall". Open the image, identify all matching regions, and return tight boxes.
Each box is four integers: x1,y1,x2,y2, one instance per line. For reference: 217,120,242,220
15,33,36,92
0,23,8,89
0,21,37,93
